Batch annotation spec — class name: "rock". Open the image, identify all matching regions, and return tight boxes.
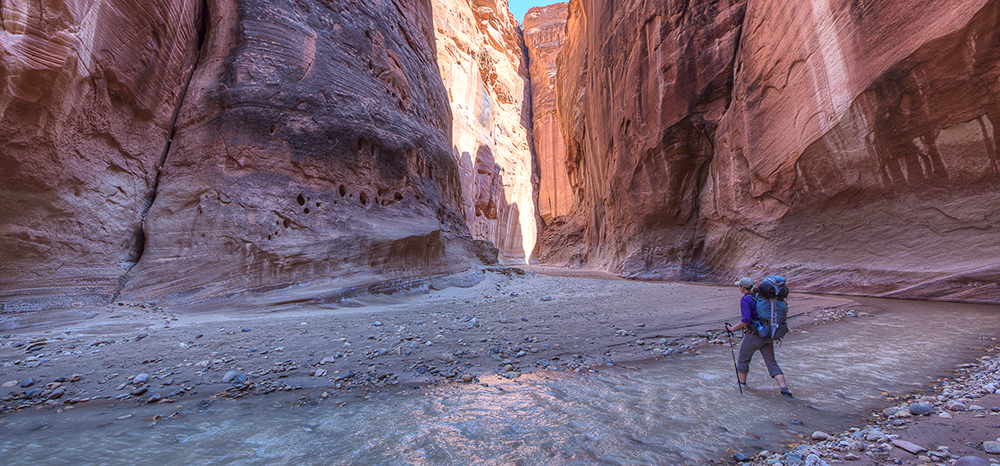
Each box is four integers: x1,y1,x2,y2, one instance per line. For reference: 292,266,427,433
19,378,35,388
430,0,538,261
1,381,16,388
892,439,928,455
222,371,240,384
46,388,65,400
541,0,1000,303
438,354,457,364
939,411,953,418
883,407,900,416
460,374,474,383
946,400,968,411
373,322,382,327
136,333,148,340
956,456,991,466
895,409,912,418
909,403,934,415
314,369,328,378
130,386,148,397
811,431,830,440
804,454,829,466
843,453,860,461
983,441,1000,454
132,373,150,385
524,2,572,224
69,374,82,383
733,452,751,462
866,430,886,442
970,404,986,411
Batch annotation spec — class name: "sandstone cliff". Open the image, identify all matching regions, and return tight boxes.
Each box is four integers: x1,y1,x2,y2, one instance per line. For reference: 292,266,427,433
545,0,1000,302
0,0,204,310
1,0,480,310
430,0,538,263
524,3,572,225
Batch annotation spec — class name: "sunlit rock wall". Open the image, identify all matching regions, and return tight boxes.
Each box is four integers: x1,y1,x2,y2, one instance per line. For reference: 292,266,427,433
547,0,1000,302
524,2,571,225
0,0,204,310
430,0,538,263
122,0,478,302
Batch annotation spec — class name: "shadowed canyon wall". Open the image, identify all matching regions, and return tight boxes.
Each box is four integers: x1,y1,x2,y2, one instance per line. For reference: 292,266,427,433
1,0,481,310
431,0,538,263
543,0,1000,302
524,2,571,225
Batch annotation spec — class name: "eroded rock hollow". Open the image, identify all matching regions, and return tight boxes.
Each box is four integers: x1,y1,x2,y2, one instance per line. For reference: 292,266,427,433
542,0,1000,302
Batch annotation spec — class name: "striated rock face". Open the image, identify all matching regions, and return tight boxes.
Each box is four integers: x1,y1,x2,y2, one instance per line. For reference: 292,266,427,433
524,3,571,225
546,0,747,274
0,1,204,310
430,0,538,263
122,0,478,303
546,0,1000,302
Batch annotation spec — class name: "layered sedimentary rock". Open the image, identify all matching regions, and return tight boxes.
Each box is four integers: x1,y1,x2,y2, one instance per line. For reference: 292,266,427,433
430,0,538,263
122,0,478,302
546,0,1000,302
524,3,571,225
0,1,204,310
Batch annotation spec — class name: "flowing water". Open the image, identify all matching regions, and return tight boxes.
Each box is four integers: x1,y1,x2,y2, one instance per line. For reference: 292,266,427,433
1,297,998,465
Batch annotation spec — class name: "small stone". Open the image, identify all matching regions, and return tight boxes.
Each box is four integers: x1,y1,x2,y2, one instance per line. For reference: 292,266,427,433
970,404,986,411
892,439,928,455
938,411,953,418
540,296,553,302
133,373,149,384
883,407,899,417
946,400,967,411
136,333,148,340
733,452,751,462
130,386,148,396
438,353,456,364
844,453,860,461
909,403,933,415
19,378,35,388
804,453,829,466
460,374,474,383
812,431,830,440
46,388,65,400
955,456,991,466
866,430,886,442
1,380,16,388
69,374,82,382
895,409,912,418
373,321,382,327
984,441,1000,455
222,371,240,383
314,369,328,378
146,393,161,403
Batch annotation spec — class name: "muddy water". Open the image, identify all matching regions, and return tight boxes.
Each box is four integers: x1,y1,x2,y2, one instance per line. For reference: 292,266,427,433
1,297,998,465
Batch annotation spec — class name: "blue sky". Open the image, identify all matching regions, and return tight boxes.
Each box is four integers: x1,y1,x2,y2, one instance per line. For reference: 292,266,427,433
507,0,559,24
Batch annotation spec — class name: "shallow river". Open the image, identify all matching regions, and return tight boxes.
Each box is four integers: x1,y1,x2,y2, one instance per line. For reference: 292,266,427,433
1,297,998,465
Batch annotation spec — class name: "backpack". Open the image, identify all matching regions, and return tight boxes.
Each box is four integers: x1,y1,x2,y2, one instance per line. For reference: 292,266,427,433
754,275,788,340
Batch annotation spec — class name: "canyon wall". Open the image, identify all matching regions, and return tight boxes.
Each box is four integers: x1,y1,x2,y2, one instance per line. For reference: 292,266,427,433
523,3,571,225
1,0,481,310
545,0,1000,302
0,0,204,310
430,0,538,262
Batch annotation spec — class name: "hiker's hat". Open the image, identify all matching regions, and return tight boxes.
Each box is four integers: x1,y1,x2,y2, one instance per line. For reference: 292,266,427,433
735,277,753,289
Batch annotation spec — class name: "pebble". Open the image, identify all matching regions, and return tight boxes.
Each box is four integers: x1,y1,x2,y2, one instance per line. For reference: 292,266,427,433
438,354,456,364
130,386,148,396
804,453,829,466
313,369,328,378
1,380,16,388
892,439,927,455
946,400,968,411
909,403,933,415
70,374,82,382
46,388,65,400
222,371,240,383
883,407,899,416
146,393,161,404
843,453,860,461
811,432,830,440
136,333,148,340
983,441,1000,454
733,452,751,462
956,457,991,466
133,373,149,385
460,374,474,383
19,378,35,388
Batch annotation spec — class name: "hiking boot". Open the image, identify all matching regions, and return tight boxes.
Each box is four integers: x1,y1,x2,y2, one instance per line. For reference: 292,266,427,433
780,387,793,398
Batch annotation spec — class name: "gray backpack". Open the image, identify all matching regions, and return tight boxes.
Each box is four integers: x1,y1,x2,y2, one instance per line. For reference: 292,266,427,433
754,276,788,340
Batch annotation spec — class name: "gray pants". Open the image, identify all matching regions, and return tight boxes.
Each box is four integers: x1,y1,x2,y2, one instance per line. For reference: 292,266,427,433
737,331,783,377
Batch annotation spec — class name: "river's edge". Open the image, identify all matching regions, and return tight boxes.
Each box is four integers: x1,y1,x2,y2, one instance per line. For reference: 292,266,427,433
726,342,1000,466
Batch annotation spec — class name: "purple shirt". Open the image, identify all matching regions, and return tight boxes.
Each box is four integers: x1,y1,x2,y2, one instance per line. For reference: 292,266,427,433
740,293,758,324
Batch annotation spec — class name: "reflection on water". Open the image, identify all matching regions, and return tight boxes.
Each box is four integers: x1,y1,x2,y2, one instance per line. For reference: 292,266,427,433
1,298,998,465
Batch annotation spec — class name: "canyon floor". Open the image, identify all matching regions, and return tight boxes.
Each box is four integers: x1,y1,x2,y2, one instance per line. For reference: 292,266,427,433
1,267,998,464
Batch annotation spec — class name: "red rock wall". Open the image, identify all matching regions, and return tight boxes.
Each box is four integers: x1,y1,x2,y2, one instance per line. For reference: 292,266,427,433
546,0,1000,302
430,0,538,263
1,0,480,309
121,0,478,303
0,0,204,310
524,3,572,225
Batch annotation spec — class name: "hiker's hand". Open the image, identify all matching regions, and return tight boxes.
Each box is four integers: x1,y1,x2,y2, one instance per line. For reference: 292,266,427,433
724,322,731,332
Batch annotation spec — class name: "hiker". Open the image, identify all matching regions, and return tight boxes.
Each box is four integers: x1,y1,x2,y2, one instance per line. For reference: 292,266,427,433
724,277,793,397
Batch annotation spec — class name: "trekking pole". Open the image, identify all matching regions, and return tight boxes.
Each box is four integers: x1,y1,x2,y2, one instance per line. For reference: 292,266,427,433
725,323,743,395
